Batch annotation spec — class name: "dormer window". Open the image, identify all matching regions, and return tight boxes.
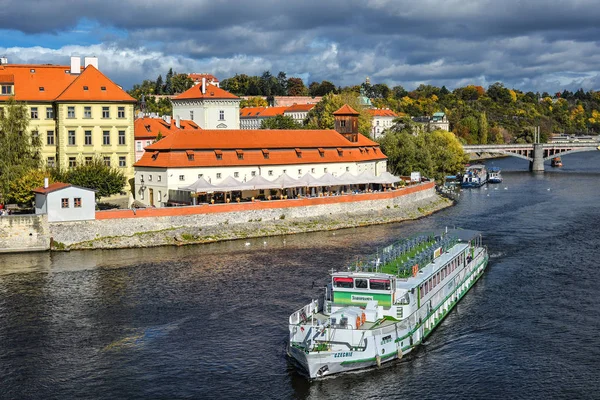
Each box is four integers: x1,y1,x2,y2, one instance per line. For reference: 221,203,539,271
186,151,195,161
214,150,223,160
39,87,44,92
295,148,302,158
262,149,269,159
1,85,12,95
101,86,106,91
236,150,243,160
83,86,88,91
337,148,344,156
152,151,159,160
30,69,35,73
318,148,325,158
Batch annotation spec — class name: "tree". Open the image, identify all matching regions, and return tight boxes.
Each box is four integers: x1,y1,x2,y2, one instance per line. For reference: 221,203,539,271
425,130,469,180
261,115,302,129
259,71,275,96
154,75,163,95
287,77,308,96
276,71,287,96
171,73,194,94
59,157,126,200
478,112,489,144
240,96,268,108
164,68,174,95
0,98,41,203
7,168,50,205
304,92,372,137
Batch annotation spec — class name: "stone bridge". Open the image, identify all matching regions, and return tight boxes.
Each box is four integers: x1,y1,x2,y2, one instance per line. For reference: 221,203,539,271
463,143,600,171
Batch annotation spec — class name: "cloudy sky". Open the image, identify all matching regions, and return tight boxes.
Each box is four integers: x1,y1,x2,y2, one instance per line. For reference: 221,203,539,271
2,0,600,93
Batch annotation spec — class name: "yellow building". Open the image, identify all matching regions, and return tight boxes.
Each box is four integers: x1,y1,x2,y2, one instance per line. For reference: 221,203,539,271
0,57,136,183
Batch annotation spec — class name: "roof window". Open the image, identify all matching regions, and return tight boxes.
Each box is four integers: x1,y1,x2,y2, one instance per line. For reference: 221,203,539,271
186,151,195,161
337,148,344,156
236,150,244,160
214,150,223,160
39,87,44,92
318,148,325,157
101,86,106,91
83,86,88,91
152,151,159,160
30,69,35,73
295,148,302,158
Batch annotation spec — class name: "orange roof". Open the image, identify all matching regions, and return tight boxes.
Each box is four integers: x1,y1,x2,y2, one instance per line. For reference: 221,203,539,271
143,129,379,152
333,104,359,115
134,117,200,139
285,103,315,112
32,182,71,194
367,109,398,117
240,107,266,117
257,106,288,117
173,83,239,100
56,65,135,102
135,147,385,169
0,64,77,102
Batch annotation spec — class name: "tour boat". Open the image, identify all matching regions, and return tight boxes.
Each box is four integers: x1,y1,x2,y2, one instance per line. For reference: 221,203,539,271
551,157,563,168
461,164,487,188
487,167,503,184
287,228,489,379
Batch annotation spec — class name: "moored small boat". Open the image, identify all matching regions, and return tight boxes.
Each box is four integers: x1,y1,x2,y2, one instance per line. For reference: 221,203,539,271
461,164,487,188
487,167,502,183
287,228,489,379
551,157,563,167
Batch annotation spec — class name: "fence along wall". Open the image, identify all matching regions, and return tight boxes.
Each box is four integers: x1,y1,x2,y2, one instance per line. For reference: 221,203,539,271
0,214,50,253
49,182,436,247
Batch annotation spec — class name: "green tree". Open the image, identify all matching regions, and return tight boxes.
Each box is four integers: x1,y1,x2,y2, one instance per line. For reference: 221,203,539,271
305,92,372,137
164,68,174,94
59,157,126,200
287,77,308,96
425,130,469,180
261,115,302,129
478,112,489,144
276,71,287,95
154,75,163,95
0,98,41,203
7,168,50,205
240,96,268,108
171,73,194,94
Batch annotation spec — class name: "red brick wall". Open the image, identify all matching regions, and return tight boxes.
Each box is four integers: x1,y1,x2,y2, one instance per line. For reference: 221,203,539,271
96,181,435,220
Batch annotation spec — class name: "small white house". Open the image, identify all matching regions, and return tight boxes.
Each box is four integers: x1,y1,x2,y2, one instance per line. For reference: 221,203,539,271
33,181,96,222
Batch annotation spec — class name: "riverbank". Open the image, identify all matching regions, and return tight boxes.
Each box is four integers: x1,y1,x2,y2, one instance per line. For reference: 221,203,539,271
64,195,451,250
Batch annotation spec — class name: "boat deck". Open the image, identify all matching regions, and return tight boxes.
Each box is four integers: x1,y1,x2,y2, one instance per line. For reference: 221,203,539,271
311,312,399,331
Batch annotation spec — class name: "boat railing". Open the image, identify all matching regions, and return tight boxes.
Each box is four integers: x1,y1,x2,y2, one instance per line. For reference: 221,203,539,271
289,299,319,325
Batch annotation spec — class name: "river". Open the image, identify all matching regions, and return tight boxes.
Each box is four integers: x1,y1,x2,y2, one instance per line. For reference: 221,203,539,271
1,152,600,399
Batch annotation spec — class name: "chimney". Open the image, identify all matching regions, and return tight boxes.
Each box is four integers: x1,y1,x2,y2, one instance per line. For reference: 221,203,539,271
84,56,99,70
176,115,181,128
70,56,81,74
44,177,49,189
165,115,171,125
202,77,206,94
0,56,7,65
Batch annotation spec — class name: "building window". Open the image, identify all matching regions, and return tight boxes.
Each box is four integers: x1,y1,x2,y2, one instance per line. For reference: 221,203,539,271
179,175,185,181
85,156,92,165
346,166,350,172
145,140,151,147
340,120,346,127
102,106,110,118
237,153,243,160
83,86,88,91
1,85,12,95
103,156,111,166
198,174,203,179
47,131,55,145
216,173,222,179
68,157,77,168
46,107,53,119
84,106,92,118
148,175,152,182
311,168,315,173
324,167,328,173
119,156,126,167
103,131,110,145
268,170,273,176
190,110,194,120
67,106,75,118
187,153,194,161
136,142,142,151
376,120,380,126
234,172,239,178
298,169,302,175
157,176,161,182
74,198,82,208
68,130,76,145
118,107,125,118
118,130,126,145
216,154,222,160
61,198,69,208
84,130,92,145
251,171,256,177
31,130,39,140
47,157,55,167
219,110,224,120
30,107,38,119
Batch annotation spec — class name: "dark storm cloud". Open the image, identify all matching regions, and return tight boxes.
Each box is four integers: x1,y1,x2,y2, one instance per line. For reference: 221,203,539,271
3,0,600,92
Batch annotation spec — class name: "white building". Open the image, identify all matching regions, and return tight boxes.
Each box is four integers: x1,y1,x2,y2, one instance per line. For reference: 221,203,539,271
172,78,241,129
33,182,96,222
283,103,315,125
367,108,398,139
134,114,200,161
134,106,388,207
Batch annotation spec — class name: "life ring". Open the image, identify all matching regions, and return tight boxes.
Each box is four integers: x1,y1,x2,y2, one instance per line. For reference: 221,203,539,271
361,312,366,324
356,316,361,328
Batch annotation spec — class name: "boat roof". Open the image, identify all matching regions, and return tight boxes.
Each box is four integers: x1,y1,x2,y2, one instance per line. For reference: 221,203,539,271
467,164,486,169
488,166,501,172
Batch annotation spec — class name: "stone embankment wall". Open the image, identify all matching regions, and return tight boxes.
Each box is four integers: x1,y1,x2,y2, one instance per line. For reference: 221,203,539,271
49,183,450,250
0,214,50,253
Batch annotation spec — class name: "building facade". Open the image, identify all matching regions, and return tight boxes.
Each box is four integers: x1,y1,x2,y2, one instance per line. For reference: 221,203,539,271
33,182,96,222
134,115,199,161
172,80,240,129
0,57,136,181
367,108,398,139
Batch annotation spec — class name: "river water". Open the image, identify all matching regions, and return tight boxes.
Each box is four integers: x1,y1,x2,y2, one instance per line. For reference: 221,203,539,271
1,152,600,399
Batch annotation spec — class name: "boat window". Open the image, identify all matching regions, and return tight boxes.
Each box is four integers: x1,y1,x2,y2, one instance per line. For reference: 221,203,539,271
428,278,433,290
333,277,353,288
369,279,390,290
437,273,440,285
355,279,368,289
420,286,424,298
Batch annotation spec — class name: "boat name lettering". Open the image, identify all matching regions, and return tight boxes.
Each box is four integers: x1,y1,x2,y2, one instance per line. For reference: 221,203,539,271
351,295,373,302
333,352,353,358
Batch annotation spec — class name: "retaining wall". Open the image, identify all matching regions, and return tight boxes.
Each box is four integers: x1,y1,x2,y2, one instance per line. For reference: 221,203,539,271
50,182,436,247
0,214,50,253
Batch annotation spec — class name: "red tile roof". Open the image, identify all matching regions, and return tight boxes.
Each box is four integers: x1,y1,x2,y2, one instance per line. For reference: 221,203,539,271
134,129,385,168
367,109,398,117
173,83,239,100
56,65,135,102
0,64,77,102
240,107,266,117
285,103,316,112
32,182,71,194
333,104,359,115
256,106,288,117
134,117,200,140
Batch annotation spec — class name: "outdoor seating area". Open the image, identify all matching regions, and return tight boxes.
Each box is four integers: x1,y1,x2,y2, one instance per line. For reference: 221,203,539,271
169,171,404,206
